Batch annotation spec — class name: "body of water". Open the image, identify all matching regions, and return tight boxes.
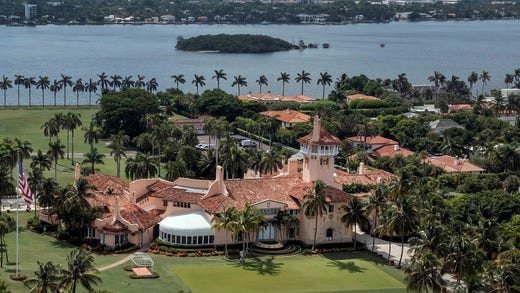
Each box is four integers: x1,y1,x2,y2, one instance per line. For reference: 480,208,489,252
1,20,519,105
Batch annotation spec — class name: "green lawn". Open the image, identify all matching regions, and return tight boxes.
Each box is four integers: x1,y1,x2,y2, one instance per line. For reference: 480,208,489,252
0,214,406,293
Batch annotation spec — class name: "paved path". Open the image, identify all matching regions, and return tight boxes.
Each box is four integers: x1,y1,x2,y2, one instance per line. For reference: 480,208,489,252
97,254,134,272
356,231,411,266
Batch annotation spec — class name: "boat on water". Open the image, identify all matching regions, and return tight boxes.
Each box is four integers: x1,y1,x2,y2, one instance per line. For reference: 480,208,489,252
308,43,318,48
322,43,330,48
380,43,385,48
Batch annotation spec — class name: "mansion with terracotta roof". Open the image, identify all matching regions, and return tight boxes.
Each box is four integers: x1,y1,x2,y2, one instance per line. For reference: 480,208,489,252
41,117,396,250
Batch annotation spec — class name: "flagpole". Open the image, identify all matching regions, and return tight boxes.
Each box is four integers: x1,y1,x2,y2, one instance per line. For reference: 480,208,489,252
16,153,20,277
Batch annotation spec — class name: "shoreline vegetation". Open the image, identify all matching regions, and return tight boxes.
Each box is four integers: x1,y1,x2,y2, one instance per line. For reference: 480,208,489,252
175,34,294,53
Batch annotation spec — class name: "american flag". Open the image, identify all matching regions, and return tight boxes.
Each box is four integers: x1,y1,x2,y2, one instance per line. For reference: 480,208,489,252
18,156,33,206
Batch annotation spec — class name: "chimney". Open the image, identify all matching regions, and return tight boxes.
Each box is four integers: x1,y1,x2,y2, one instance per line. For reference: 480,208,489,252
287,157,299,176
394,144,400,151
358,162,365,175
111,195,121,224
311,115,320,142
268,90,271,94
216,165,224,183
454,156,460,165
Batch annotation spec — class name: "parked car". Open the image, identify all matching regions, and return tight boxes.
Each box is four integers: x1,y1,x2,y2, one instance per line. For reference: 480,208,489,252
240,139,257,148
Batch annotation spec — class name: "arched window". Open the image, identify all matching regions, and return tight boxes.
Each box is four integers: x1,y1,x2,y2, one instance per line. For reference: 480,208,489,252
326,228,333,241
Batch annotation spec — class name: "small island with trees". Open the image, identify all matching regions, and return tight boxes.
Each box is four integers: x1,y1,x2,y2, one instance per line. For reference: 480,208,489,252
175,34,294,53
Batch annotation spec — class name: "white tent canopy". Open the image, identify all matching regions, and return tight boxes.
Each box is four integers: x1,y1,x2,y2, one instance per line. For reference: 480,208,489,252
158,210,215,246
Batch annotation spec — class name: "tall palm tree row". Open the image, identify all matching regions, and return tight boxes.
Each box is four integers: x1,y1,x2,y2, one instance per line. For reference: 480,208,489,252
302,180,331,251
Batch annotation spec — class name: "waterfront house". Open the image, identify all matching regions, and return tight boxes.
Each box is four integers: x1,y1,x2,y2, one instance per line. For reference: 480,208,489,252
259,109,311,128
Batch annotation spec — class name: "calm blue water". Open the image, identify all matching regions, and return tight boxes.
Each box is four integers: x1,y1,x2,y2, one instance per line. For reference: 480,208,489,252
1,20,519,105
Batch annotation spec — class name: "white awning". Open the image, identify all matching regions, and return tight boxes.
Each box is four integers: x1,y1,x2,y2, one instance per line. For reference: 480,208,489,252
159,210,214,237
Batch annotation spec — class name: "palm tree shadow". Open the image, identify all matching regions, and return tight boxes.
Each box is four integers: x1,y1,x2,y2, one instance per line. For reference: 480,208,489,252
230,256,283,276
327,260,366,273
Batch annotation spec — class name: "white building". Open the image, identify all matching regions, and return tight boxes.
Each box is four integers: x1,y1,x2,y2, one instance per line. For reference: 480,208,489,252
24,4,37,20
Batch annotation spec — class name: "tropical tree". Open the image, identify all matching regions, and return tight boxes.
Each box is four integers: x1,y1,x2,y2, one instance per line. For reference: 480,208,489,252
428,71,447,92
504,73,514,89
72,79,85,106
211,207,238,258
392,73,412,97
50,80,62,107
59,74,73,106
258,151,283,175
171,74,185,90
366,185,388,252
165,159,188,181
97,72,110,93
232,75,247,96
24,261,63,293
110,74,122,91
59,248,101,293
14,74,24,107
235,204,264,262
479,70,491,95
404,252,445,293
341,197,369,250
221,145,248,179
192,74,205,95
85,78,98,107
212,69,227,89
47,139,65,180
125,153,158,180
82,148,105,175
36,76,50,107
134,74,146,89
108,131,130,178
277,72,290,96
295,70,311,95
317,72,332,99
83,122,101,152
256,75,268,93
0,76,12,107
121,75,134,89
302,180,331,251
23,76,36,107
146,77,158,93
467,71,478,96
31,150,52,172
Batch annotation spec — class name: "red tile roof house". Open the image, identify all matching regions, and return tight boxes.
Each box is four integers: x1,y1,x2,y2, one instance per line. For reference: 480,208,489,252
43,117,395,250
346,94,381,103
259,109,311,128
425,155,484,174
238,92,315,104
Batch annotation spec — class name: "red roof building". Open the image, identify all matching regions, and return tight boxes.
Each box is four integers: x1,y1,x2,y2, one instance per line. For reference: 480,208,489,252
425,155,484,174
259,109,311,127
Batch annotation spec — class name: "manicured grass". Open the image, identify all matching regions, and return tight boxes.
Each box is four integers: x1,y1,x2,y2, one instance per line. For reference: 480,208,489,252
0,216,406,293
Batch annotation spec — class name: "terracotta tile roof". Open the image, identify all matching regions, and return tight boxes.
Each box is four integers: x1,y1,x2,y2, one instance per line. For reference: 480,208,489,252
297,126,341,145
283,95,315,103
151,187,203,204
98,220,131,234
120,205,161,230
199,177,350,213
448,104,473,111
238,93,315,103
85,174,129,195
371,145,415,158
425,155,484,173
333,169,397,185
259,109,311,124
347,135,398,145
348,94,381,100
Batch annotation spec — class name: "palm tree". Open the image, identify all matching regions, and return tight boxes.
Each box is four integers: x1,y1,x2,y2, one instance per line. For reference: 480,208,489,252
302,180,331,251
47,140,65,180
97,72,110,93
171,74,185,90
135,74,146,89
341,197,370,250
211,207,238,258
82,148,105,175
60,248,101,293
504,73,514,89
256,75,268,93
221,145,248,179
14,74,24,107
31,150,52,172
83,122,101,152
317,72,332,99
36,76,50,107
428,71,446,92
64,112,82,165
479,70,491,95
85,78,98,107
277,72,290,96
50,80,62,107
146,77,158,93
404,252,445,293
366,185,388,252
110,74,122,91
192,74,205,95
41,118,60,144
235,204,264,262
72,79,85,107
165,159,188,181
125,153,158,180
258,151,283,175
212,69,227,89
24,261,62,293
59,74,73,106
467,71,478,96
0,76,12,107
121,75,134,89
295,70,311,95
23,76,36,107
108,131,130,178
232,75,247,96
